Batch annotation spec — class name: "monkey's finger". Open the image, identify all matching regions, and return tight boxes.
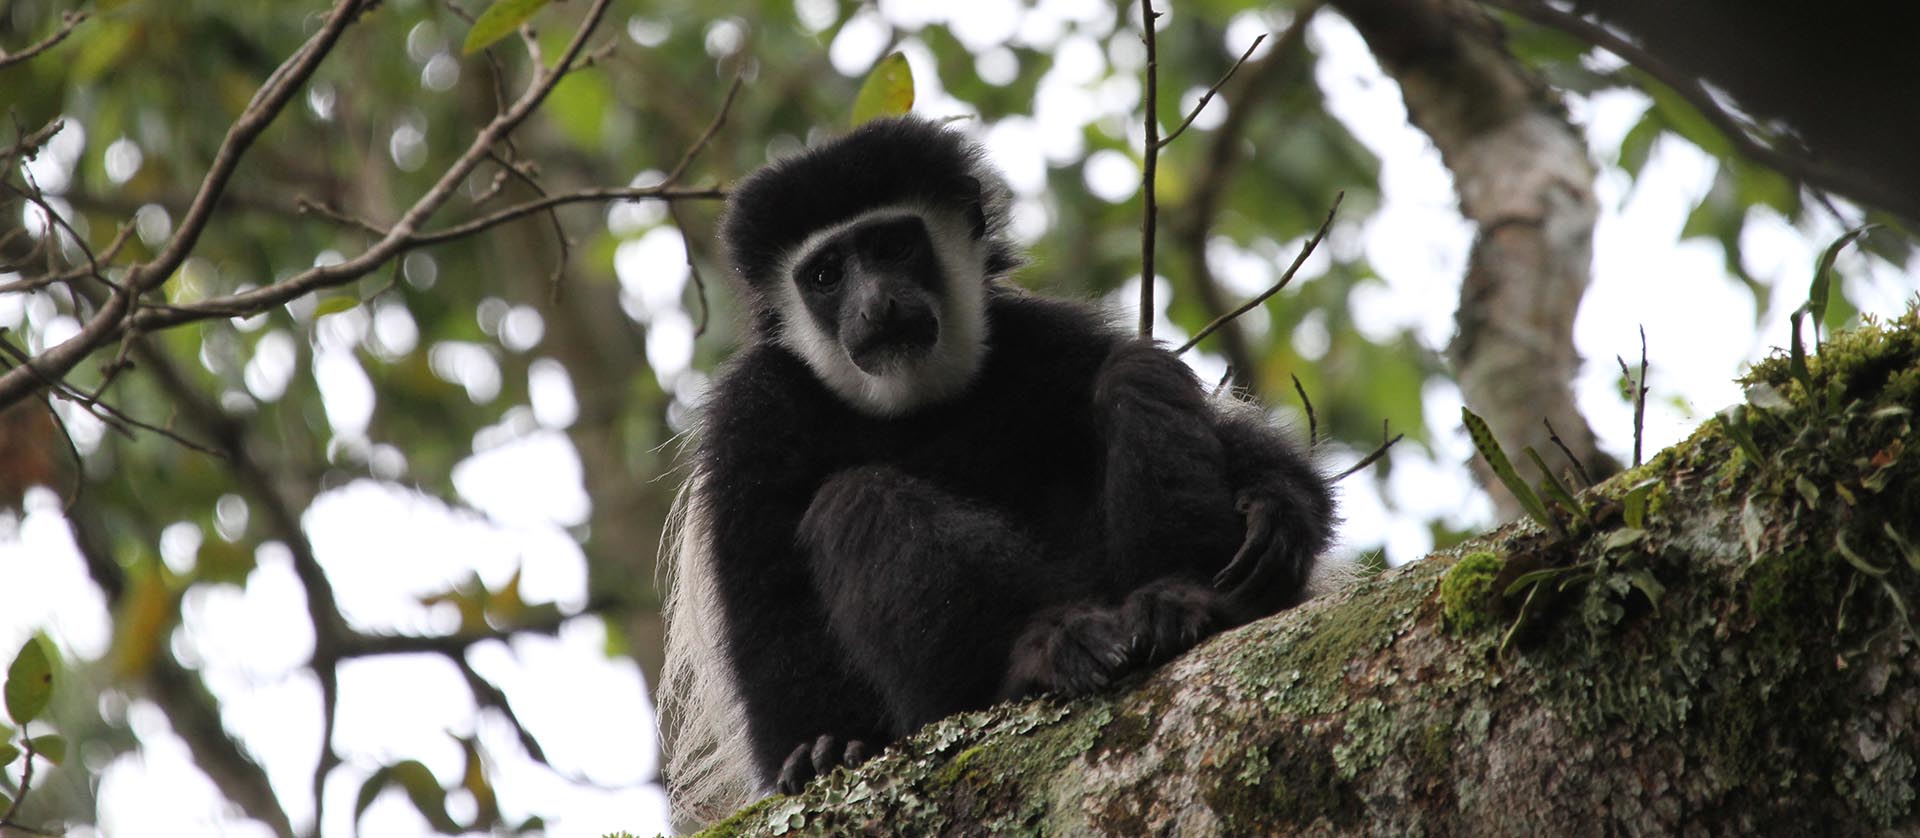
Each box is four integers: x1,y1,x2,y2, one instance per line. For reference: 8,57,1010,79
811,733,840,776
778,742,815,795
1228,539,1305,611
1214,499,1276,590
845,739,871,768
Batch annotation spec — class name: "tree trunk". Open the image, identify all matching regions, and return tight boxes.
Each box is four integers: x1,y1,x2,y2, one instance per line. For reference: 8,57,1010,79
1332,0,1618,517
694,311,1920,836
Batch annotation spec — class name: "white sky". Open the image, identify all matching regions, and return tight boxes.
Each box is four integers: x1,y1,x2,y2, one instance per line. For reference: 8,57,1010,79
2,4,1916,837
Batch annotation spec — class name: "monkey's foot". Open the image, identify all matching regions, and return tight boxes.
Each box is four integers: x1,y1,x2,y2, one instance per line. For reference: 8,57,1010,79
1120,577,1235,665
999,604,1132,700
776,734,872,795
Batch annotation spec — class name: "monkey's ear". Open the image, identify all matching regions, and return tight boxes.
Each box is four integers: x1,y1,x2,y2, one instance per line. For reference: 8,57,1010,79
956,175,988,240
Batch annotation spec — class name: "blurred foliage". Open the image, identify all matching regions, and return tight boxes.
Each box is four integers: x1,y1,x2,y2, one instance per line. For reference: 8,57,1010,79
0,0,1903,832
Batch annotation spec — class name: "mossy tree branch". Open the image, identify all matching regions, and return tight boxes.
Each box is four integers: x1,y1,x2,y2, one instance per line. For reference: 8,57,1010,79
693,309,1920,836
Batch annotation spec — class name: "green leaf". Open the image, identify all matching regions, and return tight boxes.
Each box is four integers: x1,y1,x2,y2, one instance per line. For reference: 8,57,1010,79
0,742,19,768
1462,408,1559,535
851,52,915,126
1627,568,1666,605
5,637,54,725
314,296,361,318
354,766,394,821
26,734,65,765
1524,446,1590,524
1787,306,1817,410
1602,528,1646,553
1622,478,1659,529
463,0,552,55
1616,111,1662,177
1808,224,1880,339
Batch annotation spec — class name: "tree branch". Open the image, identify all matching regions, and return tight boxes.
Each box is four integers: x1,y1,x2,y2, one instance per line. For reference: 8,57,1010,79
0,10,87,70
1477,0,1920,224
0,0,370,409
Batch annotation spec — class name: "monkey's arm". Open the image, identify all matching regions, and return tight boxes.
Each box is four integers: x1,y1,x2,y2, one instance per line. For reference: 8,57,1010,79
696,355,893,792
1208,402,1336,613
1088,340,1244,583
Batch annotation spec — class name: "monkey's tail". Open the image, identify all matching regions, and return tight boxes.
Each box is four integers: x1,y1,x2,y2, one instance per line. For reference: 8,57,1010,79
658,474,760,827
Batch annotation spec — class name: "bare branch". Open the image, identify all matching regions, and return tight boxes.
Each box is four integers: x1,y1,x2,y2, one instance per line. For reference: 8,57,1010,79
661,64,747,188
0,0,370,409
1614,325,1649,468
1156,34,1267,149
1333,423,1405,482
0,10,87,70
1543,417,1595,487
1176,191,1342,355
669,203,713,338
1174,5,1321,388
1138,0,1163,338
0,0,640,410
1291,373,1318,448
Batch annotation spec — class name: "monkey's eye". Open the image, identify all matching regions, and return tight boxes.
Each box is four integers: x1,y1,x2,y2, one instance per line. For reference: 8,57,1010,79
806,254,844,292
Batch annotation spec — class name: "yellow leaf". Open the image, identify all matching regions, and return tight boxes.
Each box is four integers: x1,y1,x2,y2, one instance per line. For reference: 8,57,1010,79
851,52,915,126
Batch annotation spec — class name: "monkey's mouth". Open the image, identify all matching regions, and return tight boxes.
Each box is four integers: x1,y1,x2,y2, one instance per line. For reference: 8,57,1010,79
846,313,940,374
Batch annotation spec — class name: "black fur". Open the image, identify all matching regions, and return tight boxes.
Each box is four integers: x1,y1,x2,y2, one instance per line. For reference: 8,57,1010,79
694,117,1335,794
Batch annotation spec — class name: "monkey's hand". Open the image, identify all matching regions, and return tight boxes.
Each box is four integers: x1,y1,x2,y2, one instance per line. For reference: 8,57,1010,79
1212,487,1317,612
776,734,872,795
998,604,1132,700
1120,578,1237,665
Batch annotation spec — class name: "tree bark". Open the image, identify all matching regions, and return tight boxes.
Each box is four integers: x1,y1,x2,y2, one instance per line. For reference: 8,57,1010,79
1332,0,1617,517
694,311,1920,835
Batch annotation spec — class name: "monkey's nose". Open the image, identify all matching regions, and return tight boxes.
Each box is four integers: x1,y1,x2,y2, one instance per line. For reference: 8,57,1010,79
860,296,899,323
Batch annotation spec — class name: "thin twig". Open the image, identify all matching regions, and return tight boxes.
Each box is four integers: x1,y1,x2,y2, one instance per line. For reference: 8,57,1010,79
1,118,67,166
1156,34,1267,149
1172,5,1321,388
1615,326,1648,467
1334,424,1405,482
661,64,747,188
1138,0,1162,338
315,184,726,248
1542,417,1594,487
456,657,552,765
294,196,389,238
484,147,571,302
0,10,87,70
0,0,370,410
668,202,712,338
1291,373,1318,447
1212,365,1236,397
1634,326,1648,467
1176,190,1342,355
43,395,85,509
0,734,36,826
0,331,223,454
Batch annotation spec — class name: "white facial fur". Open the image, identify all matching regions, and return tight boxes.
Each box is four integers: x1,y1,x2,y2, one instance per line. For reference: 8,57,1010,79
773,205,990,417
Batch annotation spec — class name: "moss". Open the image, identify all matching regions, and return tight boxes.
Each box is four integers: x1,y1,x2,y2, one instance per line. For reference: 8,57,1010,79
1440,552,1503,634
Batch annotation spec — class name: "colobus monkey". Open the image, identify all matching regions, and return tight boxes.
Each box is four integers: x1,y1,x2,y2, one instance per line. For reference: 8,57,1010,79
660,116,1336,822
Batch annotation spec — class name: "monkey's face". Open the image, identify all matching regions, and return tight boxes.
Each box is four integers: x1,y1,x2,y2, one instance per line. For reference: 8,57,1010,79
793,216,946,375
